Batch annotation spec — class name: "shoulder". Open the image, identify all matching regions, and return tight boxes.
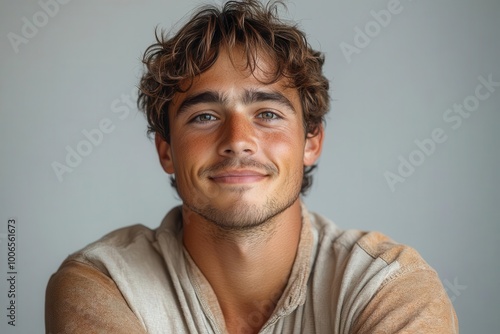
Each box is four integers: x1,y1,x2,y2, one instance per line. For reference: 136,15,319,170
309,210,429,272
63,224,158,275
66,207,184,274
45,260,147,333
45,208,185,333
45,224,155,333
351,234,459,333
308,211,458,333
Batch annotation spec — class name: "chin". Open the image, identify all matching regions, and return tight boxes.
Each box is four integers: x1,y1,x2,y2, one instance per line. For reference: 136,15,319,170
186,192,300,232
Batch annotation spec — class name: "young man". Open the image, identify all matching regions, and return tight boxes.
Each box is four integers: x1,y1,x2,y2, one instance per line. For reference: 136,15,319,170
46,1,458,333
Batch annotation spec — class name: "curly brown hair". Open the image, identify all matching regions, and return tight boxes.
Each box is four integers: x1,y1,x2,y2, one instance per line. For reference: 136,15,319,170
137,0,330,194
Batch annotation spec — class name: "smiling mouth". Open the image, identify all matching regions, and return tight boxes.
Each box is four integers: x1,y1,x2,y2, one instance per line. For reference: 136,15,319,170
209,170,268,184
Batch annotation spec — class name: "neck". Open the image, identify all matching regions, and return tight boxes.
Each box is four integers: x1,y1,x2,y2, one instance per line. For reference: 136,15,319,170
182,199,303,333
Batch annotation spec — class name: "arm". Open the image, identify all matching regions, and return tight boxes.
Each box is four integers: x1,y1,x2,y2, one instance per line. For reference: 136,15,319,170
45,260,147,334
352,267,459,334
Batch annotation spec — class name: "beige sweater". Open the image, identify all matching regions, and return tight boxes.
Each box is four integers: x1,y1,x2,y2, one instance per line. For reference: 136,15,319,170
46,206,458,333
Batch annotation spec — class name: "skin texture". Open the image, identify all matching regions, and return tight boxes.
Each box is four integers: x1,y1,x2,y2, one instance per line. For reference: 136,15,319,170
45,261,147,334
155,47,324,333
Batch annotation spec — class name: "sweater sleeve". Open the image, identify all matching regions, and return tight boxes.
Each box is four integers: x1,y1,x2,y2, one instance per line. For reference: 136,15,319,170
45,260,147,334
350,233,459,333
352,267,458,333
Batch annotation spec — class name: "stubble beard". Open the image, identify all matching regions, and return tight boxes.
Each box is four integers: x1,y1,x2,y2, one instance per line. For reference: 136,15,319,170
183,172,303,233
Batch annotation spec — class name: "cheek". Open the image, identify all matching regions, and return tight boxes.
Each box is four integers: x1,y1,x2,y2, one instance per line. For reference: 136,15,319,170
171,135,212,177
262,131,305,167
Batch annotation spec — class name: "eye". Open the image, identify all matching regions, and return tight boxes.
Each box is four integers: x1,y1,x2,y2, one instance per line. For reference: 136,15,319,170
257,111,281,120
191,113,218,123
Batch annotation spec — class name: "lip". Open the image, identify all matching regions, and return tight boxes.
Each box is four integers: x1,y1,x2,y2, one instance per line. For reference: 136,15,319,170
209,169,268,184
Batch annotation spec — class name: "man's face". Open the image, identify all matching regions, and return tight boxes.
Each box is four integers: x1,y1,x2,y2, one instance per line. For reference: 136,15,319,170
156,48,323,230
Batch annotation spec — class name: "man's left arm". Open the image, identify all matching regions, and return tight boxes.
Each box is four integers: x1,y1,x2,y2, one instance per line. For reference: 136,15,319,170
351,264,459,333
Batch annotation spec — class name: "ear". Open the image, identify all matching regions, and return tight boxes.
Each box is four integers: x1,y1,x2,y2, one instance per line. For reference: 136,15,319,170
303,125,324,166
155,133,175,174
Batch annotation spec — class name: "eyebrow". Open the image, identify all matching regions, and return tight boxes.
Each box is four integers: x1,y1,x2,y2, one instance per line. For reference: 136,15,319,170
175,89,296,117
242,89,297,114
175,91,225,117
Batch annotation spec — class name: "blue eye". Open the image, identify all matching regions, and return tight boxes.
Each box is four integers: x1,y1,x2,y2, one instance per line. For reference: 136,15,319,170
192,114,217,122
258,111,280,120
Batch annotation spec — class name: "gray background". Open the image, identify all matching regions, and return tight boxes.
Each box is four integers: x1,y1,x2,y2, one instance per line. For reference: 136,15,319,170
1,0,499,332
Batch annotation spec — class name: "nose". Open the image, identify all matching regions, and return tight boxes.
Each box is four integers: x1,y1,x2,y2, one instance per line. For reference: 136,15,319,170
217,113,258,157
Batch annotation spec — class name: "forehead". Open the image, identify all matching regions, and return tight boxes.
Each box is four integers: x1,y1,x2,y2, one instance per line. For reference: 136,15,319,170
170,47,301,111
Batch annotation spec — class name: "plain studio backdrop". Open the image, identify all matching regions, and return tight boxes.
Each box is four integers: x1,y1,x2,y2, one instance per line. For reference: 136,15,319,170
1,0,499,332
